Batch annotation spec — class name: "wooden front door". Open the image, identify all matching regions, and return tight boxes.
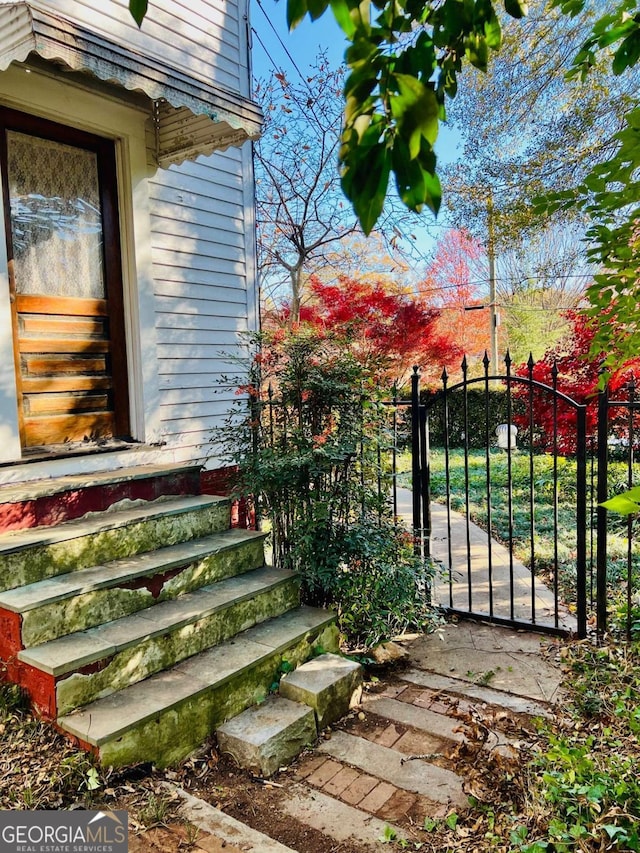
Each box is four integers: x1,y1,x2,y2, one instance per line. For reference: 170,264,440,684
0,107,130,449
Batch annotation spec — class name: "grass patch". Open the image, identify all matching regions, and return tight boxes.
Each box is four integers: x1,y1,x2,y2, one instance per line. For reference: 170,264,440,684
399,448,640,622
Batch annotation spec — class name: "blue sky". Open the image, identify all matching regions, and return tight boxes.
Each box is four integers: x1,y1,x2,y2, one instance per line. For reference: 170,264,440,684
249,0,462,266
251,0,346,79
250,0,461,164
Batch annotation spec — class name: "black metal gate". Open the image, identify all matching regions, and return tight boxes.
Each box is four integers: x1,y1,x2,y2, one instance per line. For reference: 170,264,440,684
409,357,639,641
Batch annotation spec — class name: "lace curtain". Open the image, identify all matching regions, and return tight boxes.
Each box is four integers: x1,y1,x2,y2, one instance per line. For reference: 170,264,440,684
7,130,105,299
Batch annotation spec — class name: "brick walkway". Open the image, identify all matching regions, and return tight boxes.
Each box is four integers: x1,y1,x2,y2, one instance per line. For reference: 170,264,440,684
163,621,565,852
172,620,564,851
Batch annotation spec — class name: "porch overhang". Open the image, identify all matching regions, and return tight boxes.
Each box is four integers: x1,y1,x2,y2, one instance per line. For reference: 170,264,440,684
0,2,263,167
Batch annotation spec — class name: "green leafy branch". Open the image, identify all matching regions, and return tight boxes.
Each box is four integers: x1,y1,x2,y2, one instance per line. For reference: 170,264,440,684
600,484,640,516
552,0,640,78
285,0,527,233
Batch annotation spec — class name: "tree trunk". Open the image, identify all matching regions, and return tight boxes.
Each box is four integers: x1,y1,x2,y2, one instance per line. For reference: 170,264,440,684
289,267,303,325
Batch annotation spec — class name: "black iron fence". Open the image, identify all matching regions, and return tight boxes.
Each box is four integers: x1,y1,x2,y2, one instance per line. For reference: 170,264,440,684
411,358,640,641
595,382,640,640
249,384,413,577
248,357,639,643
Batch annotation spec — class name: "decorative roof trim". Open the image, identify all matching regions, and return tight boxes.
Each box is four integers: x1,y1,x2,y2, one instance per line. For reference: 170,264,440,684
0,2,263,166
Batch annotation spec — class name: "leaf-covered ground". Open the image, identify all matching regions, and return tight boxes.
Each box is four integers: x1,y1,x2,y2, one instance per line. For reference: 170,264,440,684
2,638,639,852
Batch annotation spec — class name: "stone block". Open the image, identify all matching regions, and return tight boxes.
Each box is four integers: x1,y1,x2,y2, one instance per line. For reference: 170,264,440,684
279,653,362,728
216,696,317,777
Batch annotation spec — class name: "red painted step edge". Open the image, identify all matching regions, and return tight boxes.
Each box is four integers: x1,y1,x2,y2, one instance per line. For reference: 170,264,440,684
0,469,202,534
3,658,57,720
0,609,22,660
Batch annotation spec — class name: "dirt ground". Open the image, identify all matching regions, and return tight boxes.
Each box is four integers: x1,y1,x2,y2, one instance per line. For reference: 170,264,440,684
2,627,560,853
120,750,371,853
103,668,536,853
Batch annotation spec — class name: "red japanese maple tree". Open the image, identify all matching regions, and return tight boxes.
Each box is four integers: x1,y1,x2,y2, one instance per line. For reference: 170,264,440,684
269,274,461,386
515,310,640,453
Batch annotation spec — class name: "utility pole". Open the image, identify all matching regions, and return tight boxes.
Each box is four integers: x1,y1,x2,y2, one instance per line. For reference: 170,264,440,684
487,192,499,376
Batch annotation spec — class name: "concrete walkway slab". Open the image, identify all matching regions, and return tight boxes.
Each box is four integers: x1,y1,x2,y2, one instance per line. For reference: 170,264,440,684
429,504,576,632
396,490,577,634
281,787,402,848
317,730,467,807
364,695,466,742
402,621,565,705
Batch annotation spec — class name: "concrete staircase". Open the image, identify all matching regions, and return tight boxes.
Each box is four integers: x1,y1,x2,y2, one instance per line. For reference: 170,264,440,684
0,464,338,767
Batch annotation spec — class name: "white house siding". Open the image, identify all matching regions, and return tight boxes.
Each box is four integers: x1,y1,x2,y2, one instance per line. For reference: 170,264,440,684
0,0,259,478
0,0,250,96
149,144,255,462
63,0,257,464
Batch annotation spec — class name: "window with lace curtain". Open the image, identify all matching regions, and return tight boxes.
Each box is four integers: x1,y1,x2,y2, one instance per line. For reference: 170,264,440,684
6,130,106,300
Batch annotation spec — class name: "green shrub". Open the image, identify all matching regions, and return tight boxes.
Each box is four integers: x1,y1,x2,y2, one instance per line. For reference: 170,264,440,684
421,386,524,449
332,522,435,650
215,325,437,649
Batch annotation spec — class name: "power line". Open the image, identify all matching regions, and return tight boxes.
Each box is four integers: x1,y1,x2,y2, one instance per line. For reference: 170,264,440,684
254,0,309,85
253,0,329,110
251,25,285,76
261,268,591,299
496,304,581,312
438,301,579,311
411,272,592,297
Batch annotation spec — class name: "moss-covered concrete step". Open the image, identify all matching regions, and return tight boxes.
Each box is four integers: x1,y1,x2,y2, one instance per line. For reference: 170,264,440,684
58,605,339,768
216,696,318,777
0,463,202,533
0,495,230,593
0,529,267,650
16,566,300,718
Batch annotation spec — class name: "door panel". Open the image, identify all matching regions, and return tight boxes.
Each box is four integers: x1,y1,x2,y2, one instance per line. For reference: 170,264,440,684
16,293,116,445
0,107,130,449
